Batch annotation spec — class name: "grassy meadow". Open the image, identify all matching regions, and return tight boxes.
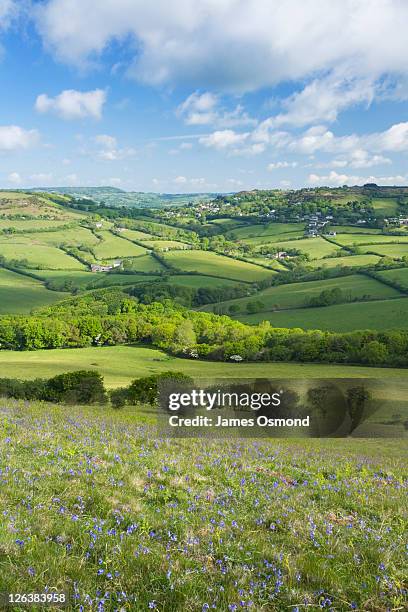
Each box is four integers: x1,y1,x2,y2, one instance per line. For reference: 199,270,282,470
0,268,66,313
201,274,401,315
239,296,408,331
0,400,406,611
162,250,274,282
0,345,407,388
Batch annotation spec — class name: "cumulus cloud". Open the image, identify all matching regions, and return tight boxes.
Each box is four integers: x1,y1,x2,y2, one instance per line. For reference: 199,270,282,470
267,161,298,170
0,125,40,150
171,175,215,190
94,134,136,160
308,170,407,187
0,0,17,30
199,129,250,150
35,0,408,97
178,91,218,125
178,91,256,127
7,171,21,184
35,89,106,120
248,122,408,159
261,74,375,129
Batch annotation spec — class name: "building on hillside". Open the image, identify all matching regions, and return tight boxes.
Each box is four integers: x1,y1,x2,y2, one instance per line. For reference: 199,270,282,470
95,222,103,228
91,259,122,273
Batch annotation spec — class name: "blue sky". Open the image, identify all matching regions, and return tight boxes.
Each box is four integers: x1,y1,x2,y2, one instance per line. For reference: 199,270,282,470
1,0,408,193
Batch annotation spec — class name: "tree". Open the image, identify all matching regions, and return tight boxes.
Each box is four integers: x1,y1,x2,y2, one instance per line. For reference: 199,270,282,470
44,370,107,404
228,304,241,314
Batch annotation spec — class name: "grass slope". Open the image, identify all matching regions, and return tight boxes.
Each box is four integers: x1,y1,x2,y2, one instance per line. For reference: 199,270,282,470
0,237,85,269
239,297,408,331
0,345,406,387
201,274,401,313
309,254,380,269
273,237,340,259
163,250,274,282
378,267,408,290
0,401,405,610
227,222,305,239
0,268,66,313
93,231,148,259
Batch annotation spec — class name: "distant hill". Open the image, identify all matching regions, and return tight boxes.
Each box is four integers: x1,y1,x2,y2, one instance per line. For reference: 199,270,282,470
28,187,217,208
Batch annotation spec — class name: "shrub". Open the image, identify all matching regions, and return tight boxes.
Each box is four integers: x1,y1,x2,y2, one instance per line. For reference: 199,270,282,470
110,387,129,409
127,371,193,406
44,370,107,404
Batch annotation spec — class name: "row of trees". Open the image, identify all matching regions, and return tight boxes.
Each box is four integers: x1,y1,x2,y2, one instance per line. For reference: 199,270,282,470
1,300,408,366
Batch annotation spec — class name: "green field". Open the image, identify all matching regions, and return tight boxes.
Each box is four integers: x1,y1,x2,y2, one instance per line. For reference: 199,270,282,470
371,197,399,215
201,274,401,314
139,240,188,250
93,231,148,259
361,243,408,258
330,225,381,234
0,237,85,269
273,237,340,259
118,228,156,241
309,254,381,269
227,222,304,239
127,254,165,272
0,401,405,610
163,250,274,282
25,226,99,247
27,269,161,290
0,219,74,231
242,231,306,246
378,267,408,289
240,296,408,331
334,234,408,246
0,268,66,313
0,345,406,387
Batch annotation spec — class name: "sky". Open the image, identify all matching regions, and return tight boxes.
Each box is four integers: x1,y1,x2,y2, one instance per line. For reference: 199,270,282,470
1,0,408,193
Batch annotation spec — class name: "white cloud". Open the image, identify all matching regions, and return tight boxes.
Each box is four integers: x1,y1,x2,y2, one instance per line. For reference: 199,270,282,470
94,134,136,160
178,91,218,125
263,74,375,129
267,161,298,170
199,129,250,150
368,122,408,152
250,121,408,158
35,0,408,97
7,171,21,184
172,175,214,189
308,170,407,187
35,89,106,120
0,0,17,31
95,134,117,149
0,125,40,150
178,91,256,127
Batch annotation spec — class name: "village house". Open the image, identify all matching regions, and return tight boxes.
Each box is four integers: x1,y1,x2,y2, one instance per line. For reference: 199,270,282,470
91,259,122,273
